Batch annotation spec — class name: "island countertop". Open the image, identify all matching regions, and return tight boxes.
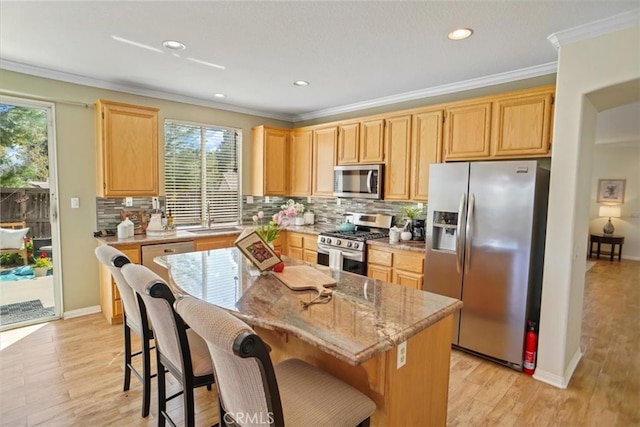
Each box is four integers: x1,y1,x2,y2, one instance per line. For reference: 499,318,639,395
158,248,461,366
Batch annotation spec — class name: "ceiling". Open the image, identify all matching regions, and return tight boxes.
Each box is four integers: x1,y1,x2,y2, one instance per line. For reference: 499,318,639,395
0,1,639,123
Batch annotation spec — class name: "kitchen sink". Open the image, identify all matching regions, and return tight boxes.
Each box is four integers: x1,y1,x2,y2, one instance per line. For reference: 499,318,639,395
184,226,244,235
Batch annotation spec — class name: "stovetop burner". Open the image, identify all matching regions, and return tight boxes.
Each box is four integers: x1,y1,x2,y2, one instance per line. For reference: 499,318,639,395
320,230,389,242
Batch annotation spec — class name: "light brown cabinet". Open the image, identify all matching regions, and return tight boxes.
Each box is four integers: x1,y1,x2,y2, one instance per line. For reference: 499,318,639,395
194,234,239,251
284,231,317,264
383,114,412,200
312,126,338,197
252,125,289,196
367,246,425,290
411,109,444,201
95,100,159,197
98,243,141,324
337,119,385,165
443,101,492,161
289,129,313,196
491,89,554,157
443,86,555,161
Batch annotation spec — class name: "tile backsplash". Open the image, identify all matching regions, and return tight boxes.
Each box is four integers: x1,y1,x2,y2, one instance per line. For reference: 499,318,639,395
96,196,426,231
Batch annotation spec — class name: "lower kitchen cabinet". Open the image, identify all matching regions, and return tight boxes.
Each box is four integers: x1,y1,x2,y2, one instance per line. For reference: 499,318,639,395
367,245,425,290
194,234,240,251
98,243,140,324
284,231,317,263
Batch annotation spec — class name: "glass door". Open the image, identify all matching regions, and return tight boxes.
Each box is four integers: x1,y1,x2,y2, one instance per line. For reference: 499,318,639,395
0,96,61,330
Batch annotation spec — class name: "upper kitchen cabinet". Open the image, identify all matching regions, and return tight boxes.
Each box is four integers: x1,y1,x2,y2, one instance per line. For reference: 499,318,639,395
411,109,444,201
252,125,289,196
337,121,360,165
383,114,412,200
312,126,337,197
491,87,554,157
336,119,385,165
443,101,492,161
443,86,556,161
95,100,159,197
289,129,313,196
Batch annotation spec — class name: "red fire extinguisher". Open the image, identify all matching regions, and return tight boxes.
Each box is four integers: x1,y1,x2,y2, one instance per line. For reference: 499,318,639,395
523,320,538,375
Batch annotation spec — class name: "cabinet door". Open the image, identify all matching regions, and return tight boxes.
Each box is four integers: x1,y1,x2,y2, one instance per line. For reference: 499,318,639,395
194,235,234,251
290,130,313,196
411,110,443,201
303,250,317,264
393,270,423,290
96,100,159,197
443,102,492,161
312,126,337,197
360,119,385,163
264,127,289,195
288,247,304,260
368,265,392,282
491,91,553,157
337,122,360,165
384,115,412,200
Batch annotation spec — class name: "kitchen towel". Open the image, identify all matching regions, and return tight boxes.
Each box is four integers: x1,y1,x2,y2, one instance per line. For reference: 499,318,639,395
328,249,343,271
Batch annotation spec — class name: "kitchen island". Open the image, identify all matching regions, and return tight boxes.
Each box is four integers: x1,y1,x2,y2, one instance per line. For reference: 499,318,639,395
158,248,462,426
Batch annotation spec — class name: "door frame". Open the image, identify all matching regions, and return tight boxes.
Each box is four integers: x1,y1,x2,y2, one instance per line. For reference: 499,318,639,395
0,95,63,325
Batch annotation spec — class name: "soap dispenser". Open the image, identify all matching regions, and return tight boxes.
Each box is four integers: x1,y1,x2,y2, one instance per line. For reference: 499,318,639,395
123,216,135,237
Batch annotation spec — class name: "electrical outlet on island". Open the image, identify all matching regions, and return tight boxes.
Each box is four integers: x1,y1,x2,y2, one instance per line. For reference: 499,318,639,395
397,341,407,369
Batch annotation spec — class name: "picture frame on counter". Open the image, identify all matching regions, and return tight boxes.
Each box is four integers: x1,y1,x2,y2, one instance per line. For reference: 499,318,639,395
596,179,626,204
234,229,282,271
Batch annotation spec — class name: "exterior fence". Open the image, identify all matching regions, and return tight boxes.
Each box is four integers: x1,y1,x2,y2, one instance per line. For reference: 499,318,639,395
0,188,51,238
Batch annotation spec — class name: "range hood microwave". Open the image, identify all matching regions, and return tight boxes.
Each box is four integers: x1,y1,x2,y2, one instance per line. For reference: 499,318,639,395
333,164,383,199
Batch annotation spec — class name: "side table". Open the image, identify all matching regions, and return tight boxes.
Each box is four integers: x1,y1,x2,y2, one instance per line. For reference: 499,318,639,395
589,234,624,261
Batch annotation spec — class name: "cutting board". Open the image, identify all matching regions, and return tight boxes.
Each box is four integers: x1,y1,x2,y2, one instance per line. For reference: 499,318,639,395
274,265,336,293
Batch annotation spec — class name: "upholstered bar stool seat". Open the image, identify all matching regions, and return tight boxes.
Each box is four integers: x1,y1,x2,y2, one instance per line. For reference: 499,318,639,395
175,295,376,427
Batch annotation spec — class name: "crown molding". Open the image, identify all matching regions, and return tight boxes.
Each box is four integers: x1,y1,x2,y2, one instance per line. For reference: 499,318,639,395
293,62,558,121
0,59,295,122
547,9,640,50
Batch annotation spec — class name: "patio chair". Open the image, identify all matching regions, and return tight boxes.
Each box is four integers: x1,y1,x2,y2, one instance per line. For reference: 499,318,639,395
0,222,29,265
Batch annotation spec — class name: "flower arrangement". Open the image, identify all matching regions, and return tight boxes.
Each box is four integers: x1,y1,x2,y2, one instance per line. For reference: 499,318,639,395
33,252,53,269
253,211,283,244
280,199,305,217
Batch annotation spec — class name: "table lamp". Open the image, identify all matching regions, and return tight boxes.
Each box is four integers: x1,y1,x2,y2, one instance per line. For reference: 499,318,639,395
599,205,621,235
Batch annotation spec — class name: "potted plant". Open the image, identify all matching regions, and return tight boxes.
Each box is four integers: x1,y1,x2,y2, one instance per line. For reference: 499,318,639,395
401,205,426,241
32,252,52,277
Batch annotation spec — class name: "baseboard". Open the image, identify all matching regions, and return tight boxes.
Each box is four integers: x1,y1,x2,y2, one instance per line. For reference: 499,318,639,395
63,305,101,319
533,347,582,389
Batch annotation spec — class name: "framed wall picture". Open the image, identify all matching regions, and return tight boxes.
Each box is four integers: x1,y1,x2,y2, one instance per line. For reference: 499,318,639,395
234,230,282,271
596,179,626,204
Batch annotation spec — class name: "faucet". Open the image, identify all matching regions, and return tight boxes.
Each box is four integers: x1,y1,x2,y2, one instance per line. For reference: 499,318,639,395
207,202,214,228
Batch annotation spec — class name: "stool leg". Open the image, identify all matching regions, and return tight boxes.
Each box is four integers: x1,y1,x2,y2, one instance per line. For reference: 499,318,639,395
123,322,132,392
141,333,152,417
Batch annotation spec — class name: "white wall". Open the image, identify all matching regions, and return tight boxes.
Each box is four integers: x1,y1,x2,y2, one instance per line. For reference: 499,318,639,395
589,143,640,260
536,25,640,388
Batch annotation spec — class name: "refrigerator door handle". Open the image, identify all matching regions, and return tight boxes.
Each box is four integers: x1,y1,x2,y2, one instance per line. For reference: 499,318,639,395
465,193,475,273
456,193,466,273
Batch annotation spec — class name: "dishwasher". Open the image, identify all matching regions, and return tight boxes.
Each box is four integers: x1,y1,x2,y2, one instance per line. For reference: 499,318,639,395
141,241,195,283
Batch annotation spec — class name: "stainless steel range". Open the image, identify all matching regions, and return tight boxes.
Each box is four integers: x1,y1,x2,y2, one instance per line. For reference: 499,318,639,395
317,213,393,275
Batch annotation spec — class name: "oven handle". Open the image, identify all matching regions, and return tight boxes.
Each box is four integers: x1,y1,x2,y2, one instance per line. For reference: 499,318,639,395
317,245,364,261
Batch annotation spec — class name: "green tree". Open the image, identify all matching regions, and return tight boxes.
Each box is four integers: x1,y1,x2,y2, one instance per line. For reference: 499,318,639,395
0,104,49,187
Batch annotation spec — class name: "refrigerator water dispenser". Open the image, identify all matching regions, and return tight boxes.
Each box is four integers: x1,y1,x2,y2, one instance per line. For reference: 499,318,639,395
431,211,458,252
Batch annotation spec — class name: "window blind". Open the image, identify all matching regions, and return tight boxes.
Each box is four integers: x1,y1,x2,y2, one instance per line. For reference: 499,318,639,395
164,120,241,226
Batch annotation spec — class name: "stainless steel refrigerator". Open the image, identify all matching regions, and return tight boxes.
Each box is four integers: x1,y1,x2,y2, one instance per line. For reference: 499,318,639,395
424,160,549,370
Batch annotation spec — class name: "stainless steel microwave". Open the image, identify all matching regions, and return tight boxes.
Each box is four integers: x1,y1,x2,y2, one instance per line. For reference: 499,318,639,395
333,164,383,199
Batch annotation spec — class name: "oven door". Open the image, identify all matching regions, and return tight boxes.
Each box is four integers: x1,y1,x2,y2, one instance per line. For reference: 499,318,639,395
317,246,367,276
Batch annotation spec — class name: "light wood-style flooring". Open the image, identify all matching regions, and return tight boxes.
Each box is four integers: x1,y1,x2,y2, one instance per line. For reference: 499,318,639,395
1,260,638,426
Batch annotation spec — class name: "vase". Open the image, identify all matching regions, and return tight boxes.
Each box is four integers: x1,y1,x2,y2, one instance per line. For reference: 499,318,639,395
33,267,48,277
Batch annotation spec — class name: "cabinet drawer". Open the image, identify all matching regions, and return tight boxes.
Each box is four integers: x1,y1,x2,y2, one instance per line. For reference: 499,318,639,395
288,234,304,248
368,248,392,267
394,252,425,274
303,236,318,251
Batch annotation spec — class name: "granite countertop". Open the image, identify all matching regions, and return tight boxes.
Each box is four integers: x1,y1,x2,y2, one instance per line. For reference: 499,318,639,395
157,248,461,366
95,223,334,246
367,237,427,253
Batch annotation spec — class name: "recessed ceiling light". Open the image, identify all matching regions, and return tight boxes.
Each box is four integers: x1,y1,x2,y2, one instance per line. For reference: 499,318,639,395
448,28,473,41
293,80,310,87
213,93,226,98
163,40,186,50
